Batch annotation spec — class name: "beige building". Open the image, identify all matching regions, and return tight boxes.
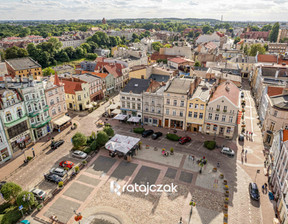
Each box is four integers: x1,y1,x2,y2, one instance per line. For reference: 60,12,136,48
129,65,147,80
268,43,288,54
278,29,288,42
186,81,212,132
203,81,240,139
229,55,256,78
163,78,196,130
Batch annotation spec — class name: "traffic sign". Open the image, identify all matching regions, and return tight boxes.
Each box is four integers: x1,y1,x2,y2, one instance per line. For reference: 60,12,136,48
19,205,23,210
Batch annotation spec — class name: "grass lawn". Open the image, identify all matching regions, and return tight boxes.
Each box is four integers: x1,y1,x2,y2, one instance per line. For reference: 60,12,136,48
46,57,94,70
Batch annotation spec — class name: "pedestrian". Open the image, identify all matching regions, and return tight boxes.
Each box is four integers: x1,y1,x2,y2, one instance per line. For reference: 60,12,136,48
251,132,253,137
217,162,220,168
192,156,195,163
246,131,248,136
242,148,244,154
262,185,265,193
245,149,248,154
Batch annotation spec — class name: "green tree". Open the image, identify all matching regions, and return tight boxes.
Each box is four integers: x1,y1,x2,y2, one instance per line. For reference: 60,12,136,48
269,22,280,42
80,43,92,53
261,24,272,31
96,131,109,147
152,41,163,52
86,53,98,60
56,50,70,62
1,182,22,203
16,191,35,209
249,44,266,56
64,47,76,59
163,44,172,48
4,46,28,59
244,45,249,55
103,127,114,137
72,132,87,149
75,47,86,59
202,25,211,34
234,37,241,45
37,51,50,68
188,31,194,38
194,60,201,67
43,67,55,76
47,37,62,50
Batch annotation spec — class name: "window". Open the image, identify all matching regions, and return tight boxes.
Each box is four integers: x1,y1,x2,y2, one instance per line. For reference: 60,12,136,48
25,95,29,101
127,102,130,108
213,125,218,131
194,112,198,118
173,110,176,116
122,96,125,100
55,89,58,94
206,124,210,130
153,119,157,124
127,97,130,100
158,108,161,114
78,95,81,101
195,104,199,109
166,109,169,115
145,107,148,112
31,118,35,124
224,106,227,111
173,100,177,106
122,102,125,108
151,106,155,112
208,113,212,120
7,121,28,139
6,112,12,122
180,111,183,117
132,98,135,101
17,108,22,118
200,104,204,110
199,113,203,119
222,115,226,122
28,105,32,113
32,93,35,99
36,115,40,122
227,127,231,133
137,104,141,110
216,105,220,110
166,99,170,105
34,103,38,111
132,103,135,109
44,112,47,117
40,90,43,95
58,105,61,112
270,122,275,131
274,111,278,117
50,100,54,106
215,114,219,121
285,125,288,130
144,117,148,123
209,107,213,111
57,97,59,103
189,103,193,108
42,99,45,106
229,116,233,123
52,109,56,116
188,111,192,117
180,101,184,107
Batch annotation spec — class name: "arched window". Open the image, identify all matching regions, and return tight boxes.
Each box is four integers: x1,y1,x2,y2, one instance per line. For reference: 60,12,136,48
17,108,22,118
50,99,54,106
6,112,12,122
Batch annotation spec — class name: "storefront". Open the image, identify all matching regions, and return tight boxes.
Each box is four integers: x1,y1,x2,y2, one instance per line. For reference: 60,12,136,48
52,115,71,131
0,148,11,163
9,131,32,153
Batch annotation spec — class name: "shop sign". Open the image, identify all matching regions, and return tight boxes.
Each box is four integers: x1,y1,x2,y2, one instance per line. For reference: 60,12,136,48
10,130,30,143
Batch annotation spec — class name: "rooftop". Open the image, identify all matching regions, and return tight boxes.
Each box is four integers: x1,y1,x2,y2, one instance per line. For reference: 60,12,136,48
165,78,192,94
149,74,170,83
191,81,212,102
122,78,150,94
5,57,41,71
0,63,8,76
257,54,278,63
267,86,284,97
61,80,83,95
168,57,189,64
270,94,288,110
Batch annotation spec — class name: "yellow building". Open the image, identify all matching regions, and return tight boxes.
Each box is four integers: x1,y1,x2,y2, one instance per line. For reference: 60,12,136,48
129,65,147,80
5,57,42,79
186,81,212,132
62,79,90,111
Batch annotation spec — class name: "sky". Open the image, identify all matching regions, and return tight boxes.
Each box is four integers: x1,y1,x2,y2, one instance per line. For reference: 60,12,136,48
0,0,288,21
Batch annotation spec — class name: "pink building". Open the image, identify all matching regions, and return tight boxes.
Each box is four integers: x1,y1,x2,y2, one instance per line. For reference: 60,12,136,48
44,74,70,131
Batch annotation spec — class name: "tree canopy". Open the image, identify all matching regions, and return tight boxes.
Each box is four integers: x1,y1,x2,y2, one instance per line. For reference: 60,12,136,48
152,42,163,52
72,132,87,149
269,22,280,43
248,44,266,56
0,182,22,203
96,131,109,147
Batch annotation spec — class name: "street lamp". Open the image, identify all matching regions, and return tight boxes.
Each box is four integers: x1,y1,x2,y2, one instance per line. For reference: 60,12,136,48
188,199,196,223
74,210,82,224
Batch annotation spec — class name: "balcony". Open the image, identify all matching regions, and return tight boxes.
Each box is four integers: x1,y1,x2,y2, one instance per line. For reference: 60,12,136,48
4,115,28,128
28,111,40,117
43,105,49,112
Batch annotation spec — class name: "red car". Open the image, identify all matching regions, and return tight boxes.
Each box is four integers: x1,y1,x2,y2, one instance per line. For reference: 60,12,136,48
179,136,191,144
59,160,74,169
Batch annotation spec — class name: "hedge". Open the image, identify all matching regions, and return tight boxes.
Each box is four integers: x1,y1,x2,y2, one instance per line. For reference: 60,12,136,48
204,141,216,150
133,128,145,134
166,133,181,141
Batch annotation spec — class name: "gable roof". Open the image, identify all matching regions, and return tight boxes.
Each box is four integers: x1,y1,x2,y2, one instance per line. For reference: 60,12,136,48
61,80,83,94
104,64,124,78
122,78,150,94
267,86,284,97
209,80,240,106
168,57,187,64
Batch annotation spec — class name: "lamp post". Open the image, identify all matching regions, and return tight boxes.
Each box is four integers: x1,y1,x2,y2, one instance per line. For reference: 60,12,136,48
74,210,82,224
254,169,260,182
188,199,196,223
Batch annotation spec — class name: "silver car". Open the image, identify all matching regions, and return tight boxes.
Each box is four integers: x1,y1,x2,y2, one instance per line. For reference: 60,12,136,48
31,188,46,200
50,167,67,177
72,150,87,159
221,147,235,156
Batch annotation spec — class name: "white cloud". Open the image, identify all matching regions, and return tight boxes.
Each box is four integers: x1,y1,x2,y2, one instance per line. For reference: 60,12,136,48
0,0,287,21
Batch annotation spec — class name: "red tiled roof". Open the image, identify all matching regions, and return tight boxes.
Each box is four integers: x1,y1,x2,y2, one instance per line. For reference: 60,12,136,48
283,130,288,142
258,54,277,63
240,31,270,40
62,80,83,94
267,86,284,96
216,31,225,37
150,52,174,61
168,57,187,64
95,62,110,71
54,73,60,86
104,64,123,78
209,81,240,106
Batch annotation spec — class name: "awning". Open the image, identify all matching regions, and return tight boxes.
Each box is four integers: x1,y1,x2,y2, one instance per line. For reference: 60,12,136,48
113,114,127,120
105,134,140,155
53,115,71,126
127,117,141,123
111,109,121,114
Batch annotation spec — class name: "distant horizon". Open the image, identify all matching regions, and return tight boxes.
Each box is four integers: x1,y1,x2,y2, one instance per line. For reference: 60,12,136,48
1,0,288,22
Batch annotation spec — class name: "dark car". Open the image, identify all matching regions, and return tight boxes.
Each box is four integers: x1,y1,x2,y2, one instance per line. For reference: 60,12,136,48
239,134,244,141
142,130,154,137
152,132,163,140
44,173,62,183
51,140,64,150
241,92,244,98
179,136,191,144
249,183,260,201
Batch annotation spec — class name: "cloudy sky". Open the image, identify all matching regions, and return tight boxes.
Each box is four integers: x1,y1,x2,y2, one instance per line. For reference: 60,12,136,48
0,0,288,21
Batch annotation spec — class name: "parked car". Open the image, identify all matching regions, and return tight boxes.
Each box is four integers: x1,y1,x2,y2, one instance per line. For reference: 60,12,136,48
179,136,191,144
249,183,260,201
221,147,235,156
241,92,244,98
50,167,67,177
72,150,88,159
0,181,6,190
142,130,154,137
31,188,46,200
59,160,74,169
239,134,244,141
152,132,163,140
51,140,64,150
44,173,62,183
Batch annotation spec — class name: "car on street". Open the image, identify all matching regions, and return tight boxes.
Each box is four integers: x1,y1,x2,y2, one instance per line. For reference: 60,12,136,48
50,167,67,177
72,150,88,159
59,160,74,169
241,92,244,98
142,130,154,137
238,134,244,141
249,183,260,201
0,181,6,190
31,188,47,200
221,147,235,156
179,136,191,144
44,173,62,183
152,132,163,140
51,140,64,150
